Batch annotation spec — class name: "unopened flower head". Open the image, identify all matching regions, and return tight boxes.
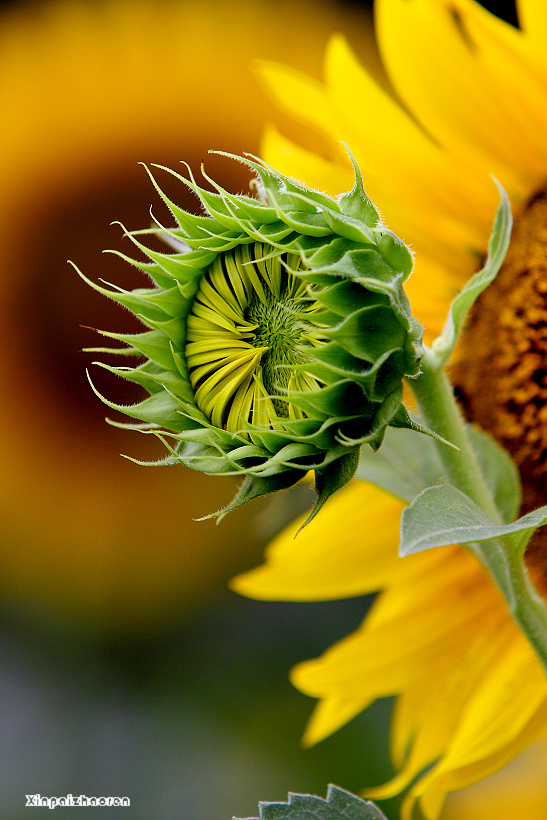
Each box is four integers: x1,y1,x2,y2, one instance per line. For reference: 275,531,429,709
82,150,423,519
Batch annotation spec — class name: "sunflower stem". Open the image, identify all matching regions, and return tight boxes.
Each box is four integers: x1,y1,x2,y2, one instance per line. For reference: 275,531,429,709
408,345,547,675
410,346,501,520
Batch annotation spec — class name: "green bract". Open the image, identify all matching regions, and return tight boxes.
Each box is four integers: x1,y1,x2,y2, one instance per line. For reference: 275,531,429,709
81,150,423,521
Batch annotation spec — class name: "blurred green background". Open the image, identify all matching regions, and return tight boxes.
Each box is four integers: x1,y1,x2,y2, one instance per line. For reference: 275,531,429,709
0,1,528,818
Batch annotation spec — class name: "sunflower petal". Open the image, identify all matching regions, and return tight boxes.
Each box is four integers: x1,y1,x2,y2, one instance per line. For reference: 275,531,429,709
232,481,404,600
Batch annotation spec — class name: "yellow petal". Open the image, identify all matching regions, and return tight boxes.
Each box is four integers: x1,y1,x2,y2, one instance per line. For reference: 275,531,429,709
232,481,404,600
256,59,333,138
443,736,547,819
434,633,547,770
291,552,493,704
261,124,353,196
323,33,493,233
376,0,546,196
301,695,372,746
390,607,508,770
518,0,547,45
260,38,497,284
403,636,547,820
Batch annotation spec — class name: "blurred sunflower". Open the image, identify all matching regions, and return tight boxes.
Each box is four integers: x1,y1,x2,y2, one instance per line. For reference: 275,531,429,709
0,0,369,631
232,0,547,817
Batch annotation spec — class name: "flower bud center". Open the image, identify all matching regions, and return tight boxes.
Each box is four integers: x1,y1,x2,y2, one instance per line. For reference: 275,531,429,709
452,186,547,593
185,243,324,433
246,290,314,408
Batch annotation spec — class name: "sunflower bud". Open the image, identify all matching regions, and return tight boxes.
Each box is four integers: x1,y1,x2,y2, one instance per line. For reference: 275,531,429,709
81,150,423,521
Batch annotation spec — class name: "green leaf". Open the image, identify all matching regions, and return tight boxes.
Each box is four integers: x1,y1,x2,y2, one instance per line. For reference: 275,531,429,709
431,179,512,367
301,448,360,530
337,144,381,228
389,404,459,451
356,425,445,503
466,425,521,523
86,372,189,430
199,470,304,522
233,785,389,820
325,306,406,361
373,228,414,280
400,484,547,558
356,420,521,523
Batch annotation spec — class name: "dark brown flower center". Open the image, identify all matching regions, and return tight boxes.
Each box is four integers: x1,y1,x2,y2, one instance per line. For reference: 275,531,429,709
452,185,547,595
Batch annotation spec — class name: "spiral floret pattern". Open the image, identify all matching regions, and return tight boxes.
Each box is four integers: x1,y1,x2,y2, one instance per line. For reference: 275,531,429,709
82,150,423,520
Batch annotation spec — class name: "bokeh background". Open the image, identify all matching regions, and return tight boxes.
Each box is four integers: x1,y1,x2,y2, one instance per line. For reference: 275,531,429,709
1,0,542,818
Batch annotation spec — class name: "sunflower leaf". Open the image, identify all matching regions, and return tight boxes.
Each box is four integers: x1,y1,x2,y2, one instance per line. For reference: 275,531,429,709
301,448,361,530
431,180,512,367
466,425,521,523
232,784,389,820
198,470,305,522
400,484,547,557
357,421,519,522
356,424,445,503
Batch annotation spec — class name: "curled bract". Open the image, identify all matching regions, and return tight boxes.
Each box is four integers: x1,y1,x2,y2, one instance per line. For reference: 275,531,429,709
80,150,423,521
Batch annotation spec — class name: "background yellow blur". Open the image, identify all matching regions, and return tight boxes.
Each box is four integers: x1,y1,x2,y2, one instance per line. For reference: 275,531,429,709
1,1,540,819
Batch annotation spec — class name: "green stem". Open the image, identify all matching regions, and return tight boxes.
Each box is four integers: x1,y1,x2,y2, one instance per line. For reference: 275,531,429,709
411,348,501,521
409,345,547,675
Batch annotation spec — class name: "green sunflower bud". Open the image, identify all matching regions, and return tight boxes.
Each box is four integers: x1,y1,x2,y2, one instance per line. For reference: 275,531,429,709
80,149,423,522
